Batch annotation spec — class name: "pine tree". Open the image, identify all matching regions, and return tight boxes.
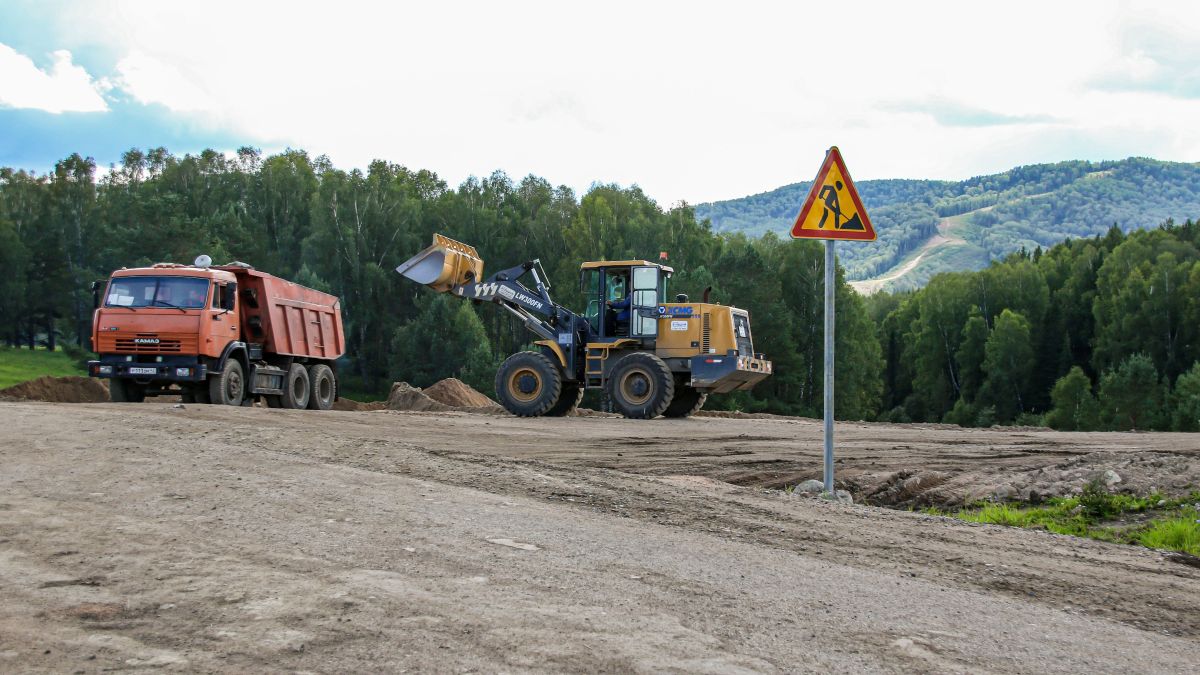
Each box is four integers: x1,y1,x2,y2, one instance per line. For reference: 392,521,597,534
1045,366,1099,430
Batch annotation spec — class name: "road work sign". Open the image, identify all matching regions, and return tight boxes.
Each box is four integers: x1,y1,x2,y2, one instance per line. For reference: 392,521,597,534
791,146,876,495
790,146,876,241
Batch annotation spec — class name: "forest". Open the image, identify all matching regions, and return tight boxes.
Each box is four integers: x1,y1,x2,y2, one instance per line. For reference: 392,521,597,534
2,148,1198,430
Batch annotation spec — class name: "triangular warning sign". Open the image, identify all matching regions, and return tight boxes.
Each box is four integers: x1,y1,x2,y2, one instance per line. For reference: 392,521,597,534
790,147,876,241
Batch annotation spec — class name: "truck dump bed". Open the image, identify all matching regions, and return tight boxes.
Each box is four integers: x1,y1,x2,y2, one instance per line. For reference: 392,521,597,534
221,266,345,360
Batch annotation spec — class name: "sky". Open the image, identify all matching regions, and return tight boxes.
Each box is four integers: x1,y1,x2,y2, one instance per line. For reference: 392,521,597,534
2,0,1199,205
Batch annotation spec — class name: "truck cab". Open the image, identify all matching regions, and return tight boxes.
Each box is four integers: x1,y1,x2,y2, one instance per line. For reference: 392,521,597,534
91,265,240,401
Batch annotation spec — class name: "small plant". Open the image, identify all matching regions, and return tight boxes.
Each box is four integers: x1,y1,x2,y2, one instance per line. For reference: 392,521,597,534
1079,479,1121,519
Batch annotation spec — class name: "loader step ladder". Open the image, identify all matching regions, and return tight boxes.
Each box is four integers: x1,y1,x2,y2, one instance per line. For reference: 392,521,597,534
585,346,606,388
584,339,637,389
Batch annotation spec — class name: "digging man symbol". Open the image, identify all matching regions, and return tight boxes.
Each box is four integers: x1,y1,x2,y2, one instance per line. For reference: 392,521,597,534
817,180,865,231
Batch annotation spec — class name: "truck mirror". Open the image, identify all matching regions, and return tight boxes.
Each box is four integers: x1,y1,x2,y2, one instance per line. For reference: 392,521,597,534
222,283,237,311
91,280,104,309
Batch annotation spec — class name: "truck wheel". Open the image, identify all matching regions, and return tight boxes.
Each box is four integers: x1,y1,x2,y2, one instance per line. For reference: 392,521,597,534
544,382,583,417
209,360,246,406
606,352,675,419
495,351,562,417
306,364,335,410
662,382,707,418
109,379,145,403
281,363,310,409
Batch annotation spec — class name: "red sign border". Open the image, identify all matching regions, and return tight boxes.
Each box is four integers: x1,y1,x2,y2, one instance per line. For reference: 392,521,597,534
789,146,876,241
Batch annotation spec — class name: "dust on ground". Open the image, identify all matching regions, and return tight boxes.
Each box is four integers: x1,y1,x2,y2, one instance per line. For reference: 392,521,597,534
2,401,1198,672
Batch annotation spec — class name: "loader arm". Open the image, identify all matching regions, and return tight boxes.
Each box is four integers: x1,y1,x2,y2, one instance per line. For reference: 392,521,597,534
396,235,589,376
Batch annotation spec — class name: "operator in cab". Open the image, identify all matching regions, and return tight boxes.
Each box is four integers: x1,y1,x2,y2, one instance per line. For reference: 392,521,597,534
606,272,631,335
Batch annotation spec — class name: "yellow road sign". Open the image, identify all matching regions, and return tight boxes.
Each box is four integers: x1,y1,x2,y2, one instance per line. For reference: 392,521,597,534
790,147,876,241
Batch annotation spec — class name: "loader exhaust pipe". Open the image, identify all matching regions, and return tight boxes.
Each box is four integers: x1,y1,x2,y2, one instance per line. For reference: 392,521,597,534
396,234,485,293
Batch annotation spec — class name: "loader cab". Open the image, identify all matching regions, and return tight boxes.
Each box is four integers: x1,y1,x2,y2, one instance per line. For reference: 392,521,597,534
579,261,673,340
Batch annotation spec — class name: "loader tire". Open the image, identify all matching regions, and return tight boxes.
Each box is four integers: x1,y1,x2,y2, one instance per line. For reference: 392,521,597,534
108,378,145,403
496,351,562,417
544,382,584,417
662,382,707,418
281,363,310,409
306,364,336,411
607,352,674,419
209,360,246,406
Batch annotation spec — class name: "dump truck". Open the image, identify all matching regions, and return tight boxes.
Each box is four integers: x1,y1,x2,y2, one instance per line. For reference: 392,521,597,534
397,234,772,419
88,257,345,409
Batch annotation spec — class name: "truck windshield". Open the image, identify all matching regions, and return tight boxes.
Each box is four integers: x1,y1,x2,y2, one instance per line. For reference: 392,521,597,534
105,276,210,309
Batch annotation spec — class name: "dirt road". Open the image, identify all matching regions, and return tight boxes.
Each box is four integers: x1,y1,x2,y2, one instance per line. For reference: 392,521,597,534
2,402,1198,672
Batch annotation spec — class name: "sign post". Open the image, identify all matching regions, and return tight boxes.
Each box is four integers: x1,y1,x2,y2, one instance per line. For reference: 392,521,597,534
790,147,875,496
823,239,835,492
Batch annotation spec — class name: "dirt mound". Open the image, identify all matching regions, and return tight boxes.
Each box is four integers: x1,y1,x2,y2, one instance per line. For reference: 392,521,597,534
386,382,452,412
424,378,499,408
0,376,110,403
331,398,386,412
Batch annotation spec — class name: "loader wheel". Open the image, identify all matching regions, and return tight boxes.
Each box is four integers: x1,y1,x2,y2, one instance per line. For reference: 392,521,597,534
209,360,245,406
663,381,707,418
544,382,584,417
108,379,145,403
281,363,310,409
306,364,336,411
496,351,562,417
607,352,674,419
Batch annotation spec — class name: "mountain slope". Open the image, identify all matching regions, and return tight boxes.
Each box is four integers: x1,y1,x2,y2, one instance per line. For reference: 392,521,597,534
694,158,1200,293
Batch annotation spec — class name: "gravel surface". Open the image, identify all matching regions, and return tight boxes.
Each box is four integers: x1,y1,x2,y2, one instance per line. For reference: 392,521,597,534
1,401,1197,673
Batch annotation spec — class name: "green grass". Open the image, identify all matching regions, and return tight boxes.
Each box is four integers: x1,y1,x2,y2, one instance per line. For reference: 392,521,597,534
930,484,1200,556
1138,512,1200,554
0,347,87,389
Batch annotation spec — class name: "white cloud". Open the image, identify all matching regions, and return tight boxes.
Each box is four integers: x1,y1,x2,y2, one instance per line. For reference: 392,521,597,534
12,1,1200,202
0,44,107,113
113,50,215,112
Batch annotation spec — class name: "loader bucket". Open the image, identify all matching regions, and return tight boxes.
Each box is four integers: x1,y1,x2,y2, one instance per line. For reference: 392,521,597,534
396,233,484,293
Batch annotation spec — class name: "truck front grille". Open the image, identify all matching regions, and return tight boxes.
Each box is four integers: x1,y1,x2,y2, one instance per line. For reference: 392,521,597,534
99,332,196,354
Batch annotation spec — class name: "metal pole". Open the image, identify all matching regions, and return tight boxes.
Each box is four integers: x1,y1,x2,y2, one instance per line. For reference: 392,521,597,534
823,239,835,494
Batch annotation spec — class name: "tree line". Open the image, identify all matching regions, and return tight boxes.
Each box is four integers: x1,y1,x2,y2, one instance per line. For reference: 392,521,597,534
2,147,1197,430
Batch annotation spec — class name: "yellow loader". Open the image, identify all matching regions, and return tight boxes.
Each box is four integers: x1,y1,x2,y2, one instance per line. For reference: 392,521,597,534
397,234,772,419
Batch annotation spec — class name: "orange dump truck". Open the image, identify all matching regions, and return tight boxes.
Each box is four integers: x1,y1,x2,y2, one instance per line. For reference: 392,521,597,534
88,258,345,408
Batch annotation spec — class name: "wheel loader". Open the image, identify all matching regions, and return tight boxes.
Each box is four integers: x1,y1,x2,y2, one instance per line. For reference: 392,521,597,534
397,234,773,419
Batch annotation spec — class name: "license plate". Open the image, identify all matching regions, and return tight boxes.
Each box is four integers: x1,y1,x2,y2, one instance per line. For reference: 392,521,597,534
128,367,157,375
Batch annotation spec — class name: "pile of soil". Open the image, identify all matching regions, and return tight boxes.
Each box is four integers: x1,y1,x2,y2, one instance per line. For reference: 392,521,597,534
0,376,109,403
331,398,386,412
424,378,499,409
386,382,452,412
